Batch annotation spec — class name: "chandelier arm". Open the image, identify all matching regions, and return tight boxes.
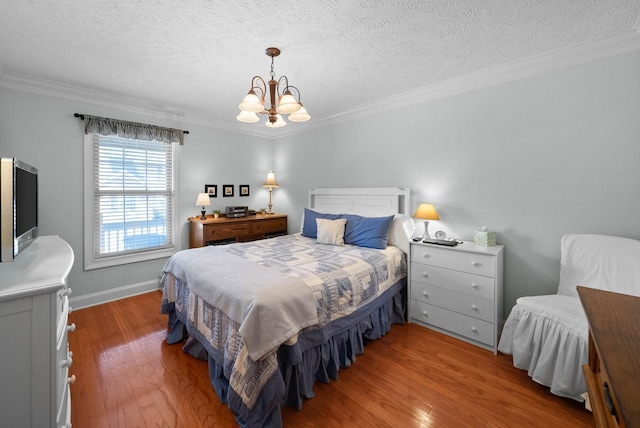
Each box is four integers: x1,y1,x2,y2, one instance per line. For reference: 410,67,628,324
276,75,290,98
284,85,302,103
250,76,267,101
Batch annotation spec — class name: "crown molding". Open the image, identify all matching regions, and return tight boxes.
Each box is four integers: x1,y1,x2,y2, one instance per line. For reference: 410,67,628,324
1,28,639,140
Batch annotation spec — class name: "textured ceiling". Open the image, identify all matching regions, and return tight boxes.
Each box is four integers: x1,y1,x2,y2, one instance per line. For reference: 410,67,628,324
1,1,639,137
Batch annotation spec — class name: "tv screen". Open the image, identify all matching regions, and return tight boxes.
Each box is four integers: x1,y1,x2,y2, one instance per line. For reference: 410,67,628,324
15,166,38,237
0,158,38,261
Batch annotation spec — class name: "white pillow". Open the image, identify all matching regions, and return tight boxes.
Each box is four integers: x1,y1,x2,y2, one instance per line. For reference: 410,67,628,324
387,214,415,254
316,218,347,246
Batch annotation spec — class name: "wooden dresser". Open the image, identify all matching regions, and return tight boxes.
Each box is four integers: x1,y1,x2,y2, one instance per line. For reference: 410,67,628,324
578,286,640,428
188,213,287,248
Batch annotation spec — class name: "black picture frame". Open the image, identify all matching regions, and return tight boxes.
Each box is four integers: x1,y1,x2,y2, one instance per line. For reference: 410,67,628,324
223,184,234,197
239,185,250,197
205,184,217,197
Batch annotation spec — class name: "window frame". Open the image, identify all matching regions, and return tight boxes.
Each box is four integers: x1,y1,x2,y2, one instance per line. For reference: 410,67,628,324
83,133,180,270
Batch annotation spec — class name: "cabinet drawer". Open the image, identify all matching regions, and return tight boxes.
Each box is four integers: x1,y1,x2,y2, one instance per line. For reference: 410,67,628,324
251,218,286,234
411,263,495,300
411,300,495,346
411,246,495,277
204,223,250,241
411,282,495,322
56,324,71,415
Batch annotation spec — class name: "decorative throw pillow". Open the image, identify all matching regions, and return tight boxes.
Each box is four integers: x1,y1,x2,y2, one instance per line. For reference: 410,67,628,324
316,218,347,246
342,214,395,249
302,208,341,238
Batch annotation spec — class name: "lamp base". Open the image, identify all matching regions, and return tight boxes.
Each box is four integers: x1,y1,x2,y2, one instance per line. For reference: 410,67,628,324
200,209,206,220
420,220,431,240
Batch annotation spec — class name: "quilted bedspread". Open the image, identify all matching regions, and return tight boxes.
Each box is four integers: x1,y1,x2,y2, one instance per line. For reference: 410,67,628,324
161,233,406,423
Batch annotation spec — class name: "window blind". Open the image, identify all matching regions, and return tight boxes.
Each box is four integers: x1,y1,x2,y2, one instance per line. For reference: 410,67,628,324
92,134,174,258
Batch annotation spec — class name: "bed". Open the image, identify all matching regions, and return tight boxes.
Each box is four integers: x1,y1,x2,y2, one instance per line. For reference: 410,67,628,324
161,187,413,427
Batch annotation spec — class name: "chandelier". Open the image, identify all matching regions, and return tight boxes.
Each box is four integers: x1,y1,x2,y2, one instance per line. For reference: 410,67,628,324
236,47,310,127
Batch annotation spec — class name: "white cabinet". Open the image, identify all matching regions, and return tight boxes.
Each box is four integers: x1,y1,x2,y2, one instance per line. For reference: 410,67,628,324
409,240,504,353
0,236,75,427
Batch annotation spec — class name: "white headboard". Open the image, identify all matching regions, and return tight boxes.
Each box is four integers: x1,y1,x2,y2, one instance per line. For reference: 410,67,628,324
308,187,410,216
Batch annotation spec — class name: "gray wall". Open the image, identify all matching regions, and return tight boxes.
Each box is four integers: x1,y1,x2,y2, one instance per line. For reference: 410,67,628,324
275,49,640,313
1,48,639,314
0,89,273,305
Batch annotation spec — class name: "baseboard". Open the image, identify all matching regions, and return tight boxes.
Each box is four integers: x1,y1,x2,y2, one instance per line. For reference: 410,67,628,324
69,279,161,310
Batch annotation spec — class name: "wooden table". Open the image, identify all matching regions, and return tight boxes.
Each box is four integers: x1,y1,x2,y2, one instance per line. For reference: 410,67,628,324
578,286,640,428
188,213,287,248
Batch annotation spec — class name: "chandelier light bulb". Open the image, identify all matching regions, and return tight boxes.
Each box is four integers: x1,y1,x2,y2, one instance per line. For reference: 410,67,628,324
288,105,310,122
265,114,286,128
238,92,264,112
276,92,301,114
236,110,260,123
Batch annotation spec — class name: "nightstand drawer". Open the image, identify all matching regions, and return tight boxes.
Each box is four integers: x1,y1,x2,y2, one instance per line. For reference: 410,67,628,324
411,263,495,300
251,218,286,234
411,245,495,277
411,300,495,346
204,224,251,241
411,282,495,322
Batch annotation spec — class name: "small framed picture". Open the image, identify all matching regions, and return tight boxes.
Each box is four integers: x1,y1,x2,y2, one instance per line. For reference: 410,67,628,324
205,184,217,197
223,184,234,197
239,185,250,196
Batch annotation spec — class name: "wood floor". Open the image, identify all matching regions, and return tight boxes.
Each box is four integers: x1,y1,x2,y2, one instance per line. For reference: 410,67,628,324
68,290,592,427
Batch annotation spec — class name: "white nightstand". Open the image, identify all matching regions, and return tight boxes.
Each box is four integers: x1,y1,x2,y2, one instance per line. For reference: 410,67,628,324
408,240,504,354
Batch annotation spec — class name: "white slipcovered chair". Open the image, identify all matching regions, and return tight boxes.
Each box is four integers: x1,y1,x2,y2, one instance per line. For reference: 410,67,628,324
498,234,640,401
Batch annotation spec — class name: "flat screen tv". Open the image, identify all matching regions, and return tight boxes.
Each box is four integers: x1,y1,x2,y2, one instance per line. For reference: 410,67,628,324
0,158,38,262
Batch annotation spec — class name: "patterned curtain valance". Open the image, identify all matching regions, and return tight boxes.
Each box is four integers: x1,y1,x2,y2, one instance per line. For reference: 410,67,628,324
75,113,188,145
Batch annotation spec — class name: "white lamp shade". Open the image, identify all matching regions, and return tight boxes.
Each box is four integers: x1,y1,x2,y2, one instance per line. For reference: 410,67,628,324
236,110,260,123
288,105,310,122
196,193,211,206
276,93,301,114
262,171,279,188
238,93,264,112
265,114,286,128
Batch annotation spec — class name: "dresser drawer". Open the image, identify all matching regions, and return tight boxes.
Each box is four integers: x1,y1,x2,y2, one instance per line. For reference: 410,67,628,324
251,218,286,234
411,300,495,346
411,263,495,300
411,282,495,322
411,245,495,277
204,223,251,241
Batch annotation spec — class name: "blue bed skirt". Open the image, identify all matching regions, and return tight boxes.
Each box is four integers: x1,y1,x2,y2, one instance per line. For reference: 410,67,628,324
162,278,406,428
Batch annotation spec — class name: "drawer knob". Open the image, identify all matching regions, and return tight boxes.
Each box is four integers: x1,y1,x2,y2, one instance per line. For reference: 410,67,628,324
471,283,479,289
422,291,429,298
68,374,77,385
471,261,481,267
421,253,430,259
61,356,73,368
421,272,428,278
471,304,478,310
471,326,478,332
67,323,76,333
422,310,428,317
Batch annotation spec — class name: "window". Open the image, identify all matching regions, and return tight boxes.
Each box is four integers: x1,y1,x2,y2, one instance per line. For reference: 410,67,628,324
84,133,180,270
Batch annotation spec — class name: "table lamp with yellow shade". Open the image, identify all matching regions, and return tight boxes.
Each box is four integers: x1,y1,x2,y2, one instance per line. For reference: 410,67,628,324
413,203,440,240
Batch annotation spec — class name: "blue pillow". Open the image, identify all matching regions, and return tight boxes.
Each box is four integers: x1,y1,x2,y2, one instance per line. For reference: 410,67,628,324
342,214,395,249
302,208,341,238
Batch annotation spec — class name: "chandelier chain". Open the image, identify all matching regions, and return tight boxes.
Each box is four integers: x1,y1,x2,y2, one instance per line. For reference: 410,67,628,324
270,55,275,79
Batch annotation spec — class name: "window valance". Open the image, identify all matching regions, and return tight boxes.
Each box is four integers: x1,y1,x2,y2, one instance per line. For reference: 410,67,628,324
74,113,188,145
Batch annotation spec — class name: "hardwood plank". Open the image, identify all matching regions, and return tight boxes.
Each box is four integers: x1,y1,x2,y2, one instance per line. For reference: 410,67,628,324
69,291,592,427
